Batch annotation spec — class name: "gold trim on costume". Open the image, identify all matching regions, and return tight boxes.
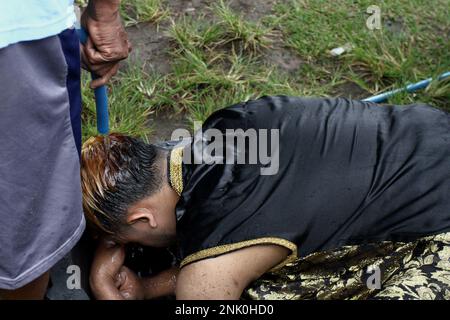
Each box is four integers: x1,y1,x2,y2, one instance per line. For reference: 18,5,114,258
169,147,184,196
180,237,298,272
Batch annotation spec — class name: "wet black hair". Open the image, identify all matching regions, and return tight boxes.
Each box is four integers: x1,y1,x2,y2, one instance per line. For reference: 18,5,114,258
81,133,164,234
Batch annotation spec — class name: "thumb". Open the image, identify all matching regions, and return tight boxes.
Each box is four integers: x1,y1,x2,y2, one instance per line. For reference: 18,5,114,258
95,238,126,277
108,245,126,271
114,270,125,288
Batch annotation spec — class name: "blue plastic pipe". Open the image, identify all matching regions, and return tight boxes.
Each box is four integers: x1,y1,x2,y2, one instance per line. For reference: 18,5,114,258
77,27,110,135
363,71,450,103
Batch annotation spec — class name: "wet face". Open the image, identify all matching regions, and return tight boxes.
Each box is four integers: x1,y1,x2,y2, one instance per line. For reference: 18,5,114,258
116,182,179,247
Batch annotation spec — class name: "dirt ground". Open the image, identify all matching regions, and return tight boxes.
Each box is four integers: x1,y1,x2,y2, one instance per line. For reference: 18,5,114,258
124,0,431,142
125,0,312,142
127,0,301,75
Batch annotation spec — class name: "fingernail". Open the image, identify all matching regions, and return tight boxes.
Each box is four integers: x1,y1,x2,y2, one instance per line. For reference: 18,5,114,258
122,292,131,299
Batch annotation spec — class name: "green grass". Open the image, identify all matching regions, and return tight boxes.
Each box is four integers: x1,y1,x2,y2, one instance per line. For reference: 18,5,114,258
212,0,274,52
168,1,274,54
80,0,450,143
120,0,168,26
81,66,153,143
75,0,168,26
274,0,449,105
137,48,313,124
168,17,224,52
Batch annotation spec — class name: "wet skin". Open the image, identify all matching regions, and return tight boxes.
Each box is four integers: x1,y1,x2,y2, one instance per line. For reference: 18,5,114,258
0,272,50,300
91,238,289,300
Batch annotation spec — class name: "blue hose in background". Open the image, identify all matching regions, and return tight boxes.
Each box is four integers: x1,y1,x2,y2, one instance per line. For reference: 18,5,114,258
77,27,110,135
363,71,450,103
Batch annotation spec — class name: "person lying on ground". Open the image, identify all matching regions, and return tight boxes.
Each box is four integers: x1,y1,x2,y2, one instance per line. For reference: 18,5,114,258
81,95,450,300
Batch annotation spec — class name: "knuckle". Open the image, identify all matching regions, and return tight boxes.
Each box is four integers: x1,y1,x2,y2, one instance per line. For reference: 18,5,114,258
87,55,98,65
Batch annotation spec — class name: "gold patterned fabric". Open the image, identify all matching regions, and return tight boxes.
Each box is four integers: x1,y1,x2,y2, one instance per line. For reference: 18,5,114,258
243,232,450,300
169,147,184,196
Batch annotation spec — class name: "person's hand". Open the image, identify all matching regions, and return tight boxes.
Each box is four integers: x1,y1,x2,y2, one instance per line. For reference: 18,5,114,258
80,0,132,88
90,238,127,300
115,266,145,300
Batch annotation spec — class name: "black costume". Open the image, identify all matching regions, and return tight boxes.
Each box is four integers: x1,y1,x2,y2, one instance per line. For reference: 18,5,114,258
166,96,450,299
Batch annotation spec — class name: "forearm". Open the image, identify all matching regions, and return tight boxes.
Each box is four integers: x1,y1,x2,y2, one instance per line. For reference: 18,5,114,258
90,280,125,300
87,0,121,21
142,267,179,300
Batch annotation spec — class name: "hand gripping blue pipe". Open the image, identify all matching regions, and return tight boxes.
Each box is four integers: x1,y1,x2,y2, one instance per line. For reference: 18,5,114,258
76,27,110,135
363,71,450,103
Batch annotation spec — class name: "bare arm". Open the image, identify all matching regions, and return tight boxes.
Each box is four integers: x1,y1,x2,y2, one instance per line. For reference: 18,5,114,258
142,267,179,299
90,239,178,300
175,244,289,300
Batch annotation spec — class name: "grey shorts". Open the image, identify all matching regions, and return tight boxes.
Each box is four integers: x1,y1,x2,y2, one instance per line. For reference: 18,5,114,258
0,30,85,289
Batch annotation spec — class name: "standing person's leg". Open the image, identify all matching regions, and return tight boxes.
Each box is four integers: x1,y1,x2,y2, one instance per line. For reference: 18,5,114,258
0,272,49,300
0,30,85,298
48,28,94,299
